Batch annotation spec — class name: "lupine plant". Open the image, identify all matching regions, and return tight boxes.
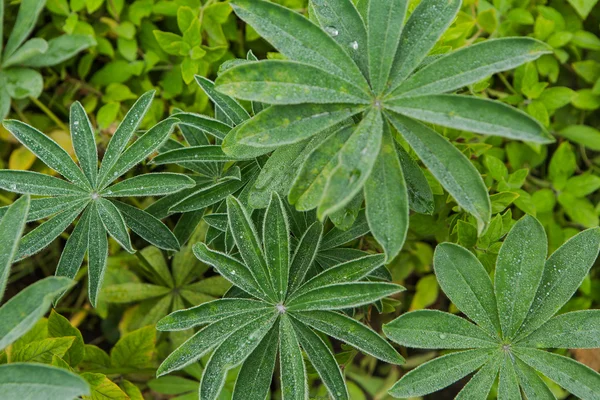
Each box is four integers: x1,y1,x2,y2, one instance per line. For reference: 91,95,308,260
0,0,95,118
0,91,195,305
210,0,556,262
384,216,600,399
0,195,90,399
156,194,405,400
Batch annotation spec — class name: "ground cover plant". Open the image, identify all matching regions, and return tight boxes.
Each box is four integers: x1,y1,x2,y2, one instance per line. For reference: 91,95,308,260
0,0,599,399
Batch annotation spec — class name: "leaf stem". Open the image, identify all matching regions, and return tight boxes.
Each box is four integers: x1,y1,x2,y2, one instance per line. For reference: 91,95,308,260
29,96,69,132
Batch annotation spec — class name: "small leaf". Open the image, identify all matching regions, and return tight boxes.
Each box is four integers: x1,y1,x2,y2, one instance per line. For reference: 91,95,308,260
87,203,108,307
263,192,290,300
513,357,557,400
195,76,250,125
173,112,231,140
21,35,95,68
48,310,85,367
279,316,308,400
3,0,46,58
498,355,521,399
70,101,98,188
288,221,323,294
110,326,155,369
0,195,29,300
455,358,501,400
102,173,195,197
151,146,240,164
96,198,133,253
0,170,86,196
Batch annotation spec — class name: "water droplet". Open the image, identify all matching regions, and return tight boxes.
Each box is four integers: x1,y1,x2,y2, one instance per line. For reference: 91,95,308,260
439,333,447,339
325,26,339,37
350,41,359,50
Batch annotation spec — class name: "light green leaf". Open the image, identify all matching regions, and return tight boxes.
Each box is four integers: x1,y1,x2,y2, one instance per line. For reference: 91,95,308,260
455,358,501,400
3,0,46,58
388,349,492,398
233,324,278,400
87,203,108,307
102,173,195,197
288,221,323,294
96,198,133,253
0,170,86,196
101,118,178,188
367,0,407,94
434,243,502,338
263,193,290,301
70,101,98,188
0,364,89,399
515,348,600,400
389,38,551,98
229,0,367,87
318,110,383,218
216,60,371,105
0,277,74,349
173,112,231,140
111,326,155,369
0,195,29,300
12,336,74,363
113,201,180,251
3,120,91,189
387,112,491,228
21,34,95,67
16,202,86,261
3,68,43,99
102,283,171,303
365,125,408,261
287,282,404,311
386,95,553,143
518,310,600,349
1,38,47,68
200,312,277,400
48,309,85,367
519,228,600,338
279,315,307,400
496,215,547,339
98,90,156,187
293,310,404,364
196,76,250,125
151,146,240,164
384,310,498,349
80,372,128,400
388,0,461,91
226,196,277,300
558,125,600,151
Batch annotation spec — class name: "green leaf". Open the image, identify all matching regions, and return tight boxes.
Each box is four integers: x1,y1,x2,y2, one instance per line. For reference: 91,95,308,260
96,198,133,253
102,283,171,303
0,364,89,399
193,242,265,300
12,336,74,363
498,355,521,399
233,324,278,400
367,0,407,94
389,38,551,98
396,145,434,214
3,0,46,58
87,203,108,307
1,38,48,68
55,206,91,287
293,254,385,296
98,90,156,187
455,358,501,400
558,125,600,151
386,95,553,143
0,195,29,300
3,68,43,99
0,170,86,196
263,193,290,300
518,310,600,349
200,312,277,400
16,202,87,261
388,349,492,397
287,282,404,311
288,221,323,294
151,146,240,164
195,76,250,126
384,310,498,349
387,112,491,229
229,0,367,87
566,0,599,19
513,357,555,400
173,112,231,140
81,372,128,399
364,125,409,261
293,310,404,364
318,110,383,218
232,104,363,147
21,34,95,68
102,173,195,197
309,0,369,77
517,227,600,338
226,196,277,300
388,0,461,91
515,348,600,399
157,298,269,331
101,118,178,189
113,201,180,251
111,326,155,369
3,120,91,189
70,101,98,188
48,310,85,367
216,61,371,105
279,316,307,400
495,215,547,339
433,243,502,338
0,276,74,349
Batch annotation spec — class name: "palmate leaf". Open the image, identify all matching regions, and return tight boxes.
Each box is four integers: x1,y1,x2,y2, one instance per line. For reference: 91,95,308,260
385,217,600,399
158,196,403,399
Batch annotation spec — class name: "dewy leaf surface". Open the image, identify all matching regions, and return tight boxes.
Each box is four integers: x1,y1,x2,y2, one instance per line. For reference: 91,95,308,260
0,195,29,300
0,363,89,399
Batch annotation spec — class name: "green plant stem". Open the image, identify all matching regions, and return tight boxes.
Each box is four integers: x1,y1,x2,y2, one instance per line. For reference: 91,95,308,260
29,96,68,132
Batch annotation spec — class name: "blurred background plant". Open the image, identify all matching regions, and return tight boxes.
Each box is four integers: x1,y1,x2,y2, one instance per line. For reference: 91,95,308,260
0,0,599,398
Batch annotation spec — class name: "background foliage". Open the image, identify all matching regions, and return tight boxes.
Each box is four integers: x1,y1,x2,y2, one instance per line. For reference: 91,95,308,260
0,0,599,398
